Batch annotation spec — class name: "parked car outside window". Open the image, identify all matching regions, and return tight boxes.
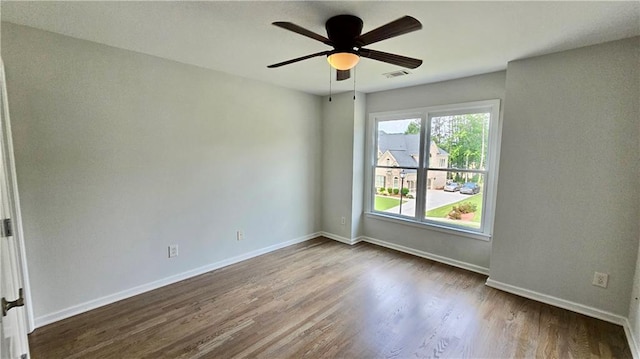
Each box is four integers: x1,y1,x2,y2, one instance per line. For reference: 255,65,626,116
443,182,461,192
460,182,480,194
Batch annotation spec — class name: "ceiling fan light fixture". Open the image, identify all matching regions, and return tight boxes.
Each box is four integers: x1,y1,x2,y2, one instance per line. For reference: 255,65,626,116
327,52,360,70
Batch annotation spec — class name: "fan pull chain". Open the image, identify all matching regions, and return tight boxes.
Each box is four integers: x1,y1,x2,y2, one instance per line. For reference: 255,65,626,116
328,65,332,102
353,66,357,100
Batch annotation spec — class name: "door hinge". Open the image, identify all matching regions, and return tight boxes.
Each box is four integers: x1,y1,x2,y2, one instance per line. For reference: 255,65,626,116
2,218,12,237
2,288,24,317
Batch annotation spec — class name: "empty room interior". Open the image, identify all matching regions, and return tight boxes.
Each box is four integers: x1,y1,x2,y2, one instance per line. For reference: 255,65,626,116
0,1,639,358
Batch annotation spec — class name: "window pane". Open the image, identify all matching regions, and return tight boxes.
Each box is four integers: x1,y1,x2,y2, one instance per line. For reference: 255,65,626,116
373,167,415,217
430,113,490,170
424,171,484,230
377,118,421,169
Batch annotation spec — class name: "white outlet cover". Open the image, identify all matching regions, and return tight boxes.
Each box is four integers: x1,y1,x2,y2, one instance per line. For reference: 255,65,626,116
168,245,178,258
592,272,608,288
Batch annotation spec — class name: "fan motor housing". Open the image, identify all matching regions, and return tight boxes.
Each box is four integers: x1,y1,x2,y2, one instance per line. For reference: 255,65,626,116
325,15,363,51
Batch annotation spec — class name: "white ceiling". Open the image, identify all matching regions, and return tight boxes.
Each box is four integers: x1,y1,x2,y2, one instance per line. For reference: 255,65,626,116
2,1,639,96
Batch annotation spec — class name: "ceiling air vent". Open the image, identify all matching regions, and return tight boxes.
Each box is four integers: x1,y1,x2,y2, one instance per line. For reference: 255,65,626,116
383,70,411,78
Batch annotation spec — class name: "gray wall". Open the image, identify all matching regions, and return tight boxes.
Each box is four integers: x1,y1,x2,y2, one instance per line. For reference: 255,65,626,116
490,37,639,316
350,93,366,239
2,23,322,321
629,81,640,350
321,93,354,239
321,91,366,240
363,72,507,270
630,241,640,353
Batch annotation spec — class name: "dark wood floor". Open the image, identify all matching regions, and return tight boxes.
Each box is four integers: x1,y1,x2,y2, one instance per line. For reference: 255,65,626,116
29,237,631,358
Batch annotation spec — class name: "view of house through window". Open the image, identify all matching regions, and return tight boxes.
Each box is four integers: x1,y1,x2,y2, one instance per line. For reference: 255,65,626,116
370,100,500,235
374,118,420,217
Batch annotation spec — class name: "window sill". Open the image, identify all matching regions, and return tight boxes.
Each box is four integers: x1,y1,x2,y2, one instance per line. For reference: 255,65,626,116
364,212,491,242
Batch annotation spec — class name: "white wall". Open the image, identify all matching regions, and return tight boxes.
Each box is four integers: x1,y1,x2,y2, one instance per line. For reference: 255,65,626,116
490,37,639,316
363,72,507,271
2,23,322,323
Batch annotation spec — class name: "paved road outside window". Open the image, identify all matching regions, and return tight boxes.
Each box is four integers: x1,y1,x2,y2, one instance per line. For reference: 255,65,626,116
425,190,468,210
382,190,471,216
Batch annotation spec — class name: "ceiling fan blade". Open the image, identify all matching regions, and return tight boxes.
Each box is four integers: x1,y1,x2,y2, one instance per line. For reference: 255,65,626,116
267,51,330,68
336,69,351,81
272,22,333,46
359,48,422,69
356,16,422,47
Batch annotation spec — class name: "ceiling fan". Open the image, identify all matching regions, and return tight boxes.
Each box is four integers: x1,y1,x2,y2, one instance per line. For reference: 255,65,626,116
267,15,423,81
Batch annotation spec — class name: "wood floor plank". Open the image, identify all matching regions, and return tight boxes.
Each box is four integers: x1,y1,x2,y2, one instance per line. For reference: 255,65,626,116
28,237,632,358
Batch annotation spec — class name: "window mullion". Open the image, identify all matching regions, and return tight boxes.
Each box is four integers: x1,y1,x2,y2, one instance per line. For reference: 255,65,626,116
415,114,429,221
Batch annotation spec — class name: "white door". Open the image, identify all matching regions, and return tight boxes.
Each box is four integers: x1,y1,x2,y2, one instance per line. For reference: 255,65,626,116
0,60,31,359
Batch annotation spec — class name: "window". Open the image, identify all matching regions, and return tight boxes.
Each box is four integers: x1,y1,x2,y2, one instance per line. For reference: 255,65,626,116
375,175,385,189
368,100,501,237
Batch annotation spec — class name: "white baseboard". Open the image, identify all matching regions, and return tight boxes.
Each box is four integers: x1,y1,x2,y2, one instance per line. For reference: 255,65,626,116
362,236,490,275
485,278,626,326
622,317,640,359
34,232,639,359
35,232,320,328
320,231,362,245
322,233,489,276
320,234,639,356
486,278,640,356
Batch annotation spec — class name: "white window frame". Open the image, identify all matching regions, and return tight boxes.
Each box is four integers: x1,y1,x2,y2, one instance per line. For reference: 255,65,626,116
365,100,502,240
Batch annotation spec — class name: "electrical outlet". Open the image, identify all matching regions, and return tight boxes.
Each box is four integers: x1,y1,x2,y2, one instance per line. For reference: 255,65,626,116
237,230,244,241
592,272,608,288
341,216,346,225
168,244,179,258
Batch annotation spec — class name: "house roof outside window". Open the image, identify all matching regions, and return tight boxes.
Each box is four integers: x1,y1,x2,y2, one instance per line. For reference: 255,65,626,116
378,133,448,169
